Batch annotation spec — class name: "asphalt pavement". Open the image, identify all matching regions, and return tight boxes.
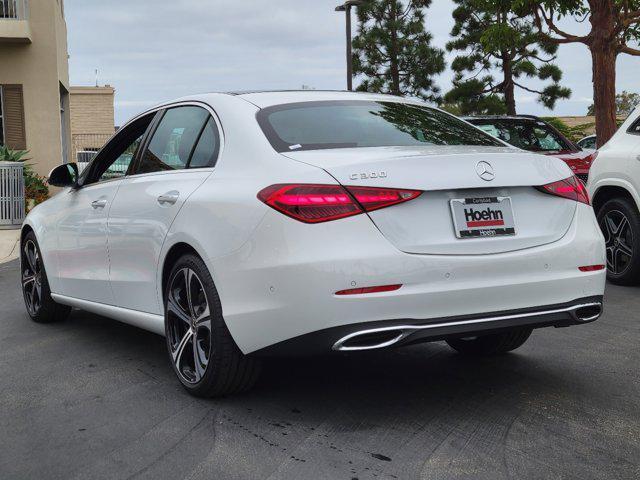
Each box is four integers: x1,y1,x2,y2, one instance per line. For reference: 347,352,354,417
1,258,639,480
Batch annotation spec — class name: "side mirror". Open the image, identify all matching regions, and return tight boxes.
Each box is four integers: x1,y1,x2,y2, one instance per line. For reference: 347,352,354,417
48,163,79,187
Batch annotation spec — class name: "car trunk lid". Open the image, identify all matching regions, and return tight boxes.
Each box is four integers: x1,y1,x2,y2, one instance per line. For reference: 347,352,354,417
281,145,577,255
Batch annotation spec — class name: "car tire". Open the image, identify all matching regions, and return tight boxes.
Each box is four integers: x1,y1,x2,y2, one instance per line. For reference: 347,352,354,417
446,328,532,356
596,197,640,285
21,231,72,324
164,253,261,397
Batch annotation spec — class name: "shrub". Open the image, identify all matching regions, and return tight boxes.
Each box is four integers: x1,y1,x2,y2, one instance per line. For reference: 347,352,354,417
0,145,49,209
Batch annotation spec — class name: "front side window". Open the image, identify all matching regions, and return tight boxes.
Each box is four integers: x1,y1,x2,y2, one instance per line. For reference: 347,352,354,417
471,119,573,153
257,101,502,152
82,112,156,185
136,106,209,174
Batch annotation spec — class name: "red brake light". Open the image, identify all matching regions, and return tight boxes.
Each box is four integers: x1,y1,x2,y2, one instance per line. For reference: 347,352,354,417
537,176,590,205
345,186,422,212
257,184,421,223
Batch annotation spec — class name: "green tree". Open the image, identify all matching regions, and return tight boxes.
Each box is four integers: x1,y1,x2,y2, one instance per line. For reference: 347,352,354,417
513,0,640,145
587,91,640,116
352,0,446,102
446,0,571,116
441,79,508,115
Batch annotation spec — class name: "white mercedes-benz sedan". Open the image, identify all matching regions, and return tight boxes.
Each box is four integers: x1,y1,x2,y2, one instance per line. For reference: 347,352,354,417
21,91,606,397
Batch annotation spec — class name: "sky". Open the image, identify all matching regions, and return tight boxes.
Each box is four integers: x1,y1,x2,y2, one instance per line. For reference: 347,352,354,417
65,0,640,126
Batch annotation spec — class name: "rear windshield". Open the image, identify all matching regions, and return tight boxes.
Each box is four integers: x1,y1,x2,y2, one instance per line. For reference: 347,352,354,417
468,119,575,153
257,101,503,152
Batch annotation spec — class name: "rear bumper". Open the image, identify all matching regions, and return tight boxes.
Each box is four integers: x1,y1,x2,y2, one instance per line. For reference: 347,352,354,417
255,296,603,356
209,203,606,354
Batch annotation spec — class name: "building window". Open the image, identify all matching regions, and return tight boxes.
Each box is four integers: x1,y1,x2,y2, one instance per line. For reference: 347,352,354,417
0,84,26,150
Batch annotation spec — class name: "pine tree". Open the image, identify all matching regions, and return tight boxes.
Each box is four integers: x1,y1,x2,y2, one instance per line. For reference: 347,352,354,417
514,0,640,144
446,0,571,115
352,0,446,102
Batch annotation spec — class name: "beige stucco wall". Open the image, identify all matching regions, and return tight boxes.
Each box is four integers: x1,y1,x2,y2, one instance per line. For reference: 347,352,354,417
70,86,115,137
0,0,71,177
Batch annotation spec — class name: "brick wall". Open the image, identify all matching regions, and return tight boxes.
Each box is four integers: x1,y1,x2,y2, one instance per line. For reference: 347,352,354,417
69,85,115,137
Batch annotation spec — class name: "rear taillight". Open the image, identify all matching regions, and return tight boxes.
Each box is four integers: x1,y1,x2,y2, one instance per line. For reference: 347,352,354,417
536,176,590,205
257,184,421,223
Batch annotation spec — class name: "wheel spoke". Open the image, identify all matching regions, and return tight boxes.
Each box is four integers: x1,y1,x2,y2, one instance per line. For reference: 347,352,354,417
172,330,193,365
167,293,191,326
618,240,633,257
192,334,208,382
185,269,198,319
22,274,35,287
24,244,37,273
195,304,210,325
33,281,41,307
605,215,618,236
616,216,629,239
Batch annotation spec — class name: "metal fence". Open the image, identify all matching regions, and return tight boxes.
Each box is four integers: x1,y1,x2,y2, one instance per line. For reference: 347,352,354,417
0,162,25,229
0,0,29,20
72,133,111,172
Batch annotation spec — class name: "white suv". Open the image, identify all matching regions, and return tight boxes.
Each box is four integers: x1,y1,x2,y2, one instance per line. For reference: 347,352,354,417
588,106,640,284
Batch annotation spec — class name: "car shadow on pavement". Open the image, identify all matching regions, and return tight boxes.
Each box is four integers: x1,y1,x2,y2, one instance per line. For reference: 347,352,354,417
62,306,577,411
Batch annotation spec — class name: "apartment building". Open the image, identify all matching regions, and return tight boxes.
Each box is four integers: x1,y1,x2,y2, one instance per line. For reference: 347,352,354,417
70,85,115,166
0,0,71,177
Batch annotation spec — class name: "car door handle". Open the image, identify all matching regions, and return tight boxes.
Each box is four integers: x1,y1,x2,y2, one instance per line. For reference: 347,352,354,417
157,191,179,205
91,199,107,209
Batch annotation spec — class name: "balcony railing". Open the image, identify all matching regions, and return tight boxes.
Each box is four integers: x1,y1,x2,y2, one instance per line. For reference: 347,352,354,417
0,0,28,20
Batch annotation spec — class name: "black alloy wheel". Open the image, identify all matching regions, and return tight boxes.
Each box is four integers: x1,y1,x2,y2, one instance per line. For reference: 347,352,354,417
596,197,640,285
166,267,212,385
22,239,42,317
600,209,633,276
164,254,261,397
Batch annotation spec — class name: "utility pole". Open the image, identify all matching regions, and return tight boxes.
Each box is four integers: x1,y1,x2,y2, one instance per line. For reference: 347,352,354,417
335,1,364,91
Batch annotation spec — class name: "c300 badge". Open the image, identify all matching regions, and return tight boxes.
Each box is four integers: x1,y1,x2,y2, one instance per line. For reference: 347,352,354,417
349,171,387,181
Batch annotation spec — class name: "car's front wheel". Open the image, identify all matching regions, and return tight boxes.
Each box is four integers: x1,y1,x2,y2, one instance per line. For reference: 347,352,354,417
596,197,640,285
164,253,261,397
446,328,532,355
21,231,71,323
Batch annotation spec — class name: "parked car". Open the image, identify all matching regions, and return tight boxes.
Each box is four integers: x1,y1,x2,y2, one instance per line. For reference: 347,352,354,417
587,106,640,284
577,134,597,150
21,91,606,397
465,115,597,184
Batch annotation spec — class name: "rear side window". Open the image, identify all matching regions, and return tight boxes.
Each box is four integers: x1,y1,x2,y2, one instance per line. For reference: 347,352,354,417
189,118,220,168
136,106,209,174
469,119,573,153
628,118,640,135
257,101,502,152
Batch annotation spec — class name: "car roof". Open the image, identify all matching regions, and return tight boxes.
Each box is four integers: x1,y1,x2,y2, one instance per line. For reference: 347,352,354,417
223,89,426,109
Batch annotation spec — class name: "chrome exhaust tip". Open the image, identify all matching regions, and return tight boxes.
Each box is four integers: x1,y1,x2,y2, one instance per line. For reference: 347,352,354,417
570,302,603,322
332,328,408,351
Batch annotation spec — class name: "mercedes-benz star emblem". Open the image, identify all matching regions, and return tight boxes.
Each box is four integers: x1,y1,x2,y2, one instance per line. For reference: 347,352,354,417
476,161,495,181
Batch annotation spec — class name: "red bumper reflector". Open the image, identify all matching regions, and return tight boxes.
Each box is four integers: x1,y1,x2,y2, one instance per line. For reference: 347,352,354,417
335,284,402,296
578,265,605,272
